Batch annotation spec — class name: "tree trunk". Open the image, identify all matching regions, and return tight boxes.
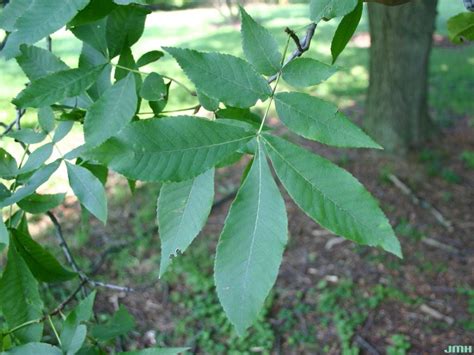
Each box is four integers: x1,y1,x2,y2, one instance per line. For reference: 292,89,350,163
365,0,438,153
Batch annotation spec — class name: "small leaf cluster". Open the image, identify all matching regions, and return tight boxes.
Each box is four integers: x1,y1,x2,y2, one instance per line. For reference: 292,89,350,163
0,0,401,350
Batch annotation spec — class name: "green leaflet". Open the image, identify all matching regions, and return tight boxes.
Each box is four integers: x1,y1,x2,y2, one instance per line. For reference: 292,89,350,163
215,141,288,335
157,169,215,277
274,92,381,149
11,229,77,283
0,160,61,208
310,0,358,23
331,0,363,64
447,12,474,44
5,343,62,355
60,292,96,355
164,47,271,108
16,45,94,108
79,43,113,101
1,0,90,59
38,107,56,133
0,241,44,343
71,18,108,56
7,128,46,145
0,0,31,32
281,58,337,87
66,162,108,224
0,148,18,179
13,65,105,109
69,0,117,27
263,135,402,258
197,90,219,112
137,50,164,67
91,306,135,341
18,193,66,214
0,218,8,249
106,4,149,58
18,143,53,175
240,6,281,76
86,116,255,182
140,73,167,102
84,73,137,148
16,45,68,81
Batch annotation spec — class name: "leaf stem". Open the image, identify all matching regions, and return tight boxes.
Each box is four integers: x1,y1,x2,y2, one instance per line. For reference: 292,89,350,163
138,105,201,115
257,35,291,135
48,315,62,347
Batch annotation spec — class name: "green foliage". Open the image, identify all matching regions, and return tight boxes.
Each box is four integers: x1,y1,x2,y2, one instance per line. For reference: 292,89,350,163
84,73,137,147
331,0,363,63
274,92,381,148
215,142,288,334
164,47,272,108
387,334,411,355
447,12,474,43
157,169,215,276
66,162,108,223
240,6,282,75
0,241,44,343
0,0,401,351
281,57,337,87
87,116,254,182
310,0,358,22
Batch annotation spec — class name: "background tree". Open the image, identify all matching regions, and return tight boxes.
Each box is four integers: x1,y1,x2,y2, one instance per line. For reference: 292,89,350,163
365,0,439,152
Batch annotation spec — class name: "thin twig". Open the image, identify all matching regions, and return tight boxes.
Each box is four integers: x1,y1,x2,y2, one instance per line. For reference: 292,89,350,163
268,23,317,84
354,335,381,355
387,174,454,231
47,211,135,293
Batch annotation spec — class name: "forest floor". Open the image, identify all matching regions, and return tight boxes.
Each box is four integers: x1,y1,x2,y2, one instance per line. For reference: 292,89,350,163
1,1,473,354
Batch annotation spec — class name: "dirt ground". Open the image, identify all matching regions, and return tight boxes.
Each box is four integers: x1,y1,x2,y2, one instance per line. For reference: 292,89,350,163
50,112,473,354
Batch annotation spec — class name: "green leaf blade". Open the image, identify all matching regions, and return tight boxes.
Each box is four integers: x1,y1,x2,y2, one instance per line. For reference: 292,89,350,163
274,92,381,149
310,0,358,22
86,116,254,182
281,58,337,87
18,193,65,214
240,6,281,76
66,162,108,223
12,229,77,283
263,135,401,258
164,47,271,108
157,169,215,277
13,65,105,109
331,0,363,64
215,141,288,335
2,0,90,59
84,73,137,148
0,241,44,343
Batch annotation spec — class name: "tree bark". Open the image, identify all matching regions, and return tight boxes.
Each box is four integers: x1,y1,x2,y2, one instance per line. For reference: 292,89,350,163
365,0,438,153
